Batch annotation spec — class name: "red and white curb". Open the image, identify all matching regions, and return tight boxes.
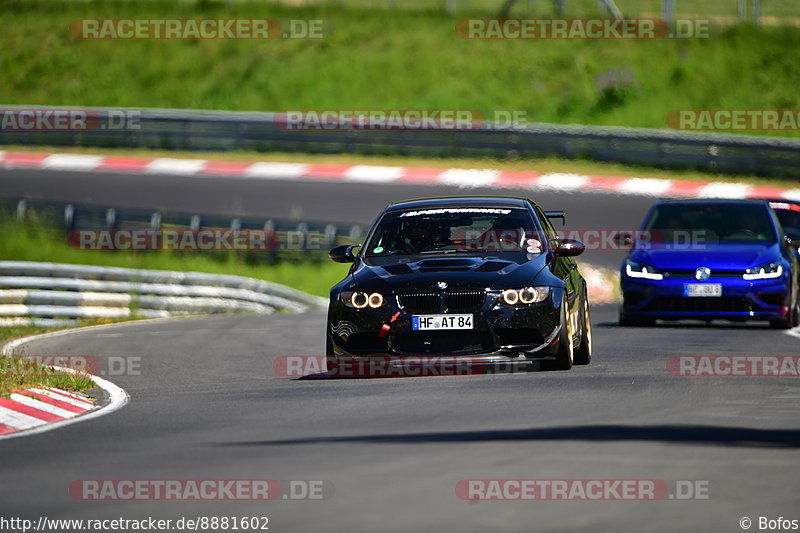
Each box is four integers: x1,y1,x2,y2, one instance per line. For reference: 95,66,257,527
0,386,95,436
1,150,797,200
1,330,129,440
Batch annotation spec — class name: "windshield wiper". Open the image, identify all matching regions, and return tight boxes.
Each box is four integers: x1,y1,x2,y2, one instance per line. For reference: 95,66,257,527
416,249,478,255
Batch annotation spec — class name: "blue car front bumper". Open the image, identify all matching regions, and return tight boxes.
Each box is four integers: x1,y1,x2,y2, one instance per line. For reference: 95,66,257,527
620,275,790,321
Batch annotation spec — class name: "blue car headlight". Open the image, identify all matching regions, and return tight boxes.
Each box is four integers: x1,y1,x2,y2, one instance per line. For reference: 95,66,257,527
743,262,783,280
624,260,664,280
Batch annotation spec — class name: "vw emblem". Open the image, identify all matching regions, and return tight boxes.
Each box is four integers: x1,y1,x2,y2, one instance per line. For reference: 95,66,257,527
695,266,711,281
436,281,448,289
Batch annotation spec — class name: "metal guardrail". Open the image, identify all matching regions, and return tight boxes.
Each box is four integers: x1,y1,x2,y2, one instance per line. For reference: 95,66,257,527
1,105,799,178
0,261,328,326
6,198,366,256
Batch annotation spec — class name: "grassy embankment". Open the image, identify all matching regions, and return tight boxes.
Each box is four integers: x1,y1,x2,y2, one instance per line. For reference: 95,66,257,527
1,1,799,136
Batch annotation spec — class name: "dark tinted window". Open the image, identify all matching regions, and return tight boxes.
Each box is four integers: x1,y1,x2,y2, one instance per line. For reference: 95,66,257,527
644,203,776,244
364,207,539,256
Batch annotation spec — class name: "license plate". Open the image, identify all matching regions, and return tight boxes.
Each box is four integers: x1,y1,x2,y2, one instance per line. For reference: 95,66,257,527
684,283,722,297
412,314,473,330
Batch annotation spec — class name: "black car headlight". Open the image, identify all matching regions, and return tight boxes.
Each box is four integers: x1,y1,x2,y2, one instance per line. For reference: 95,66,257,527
499,287,550,305
624,259,664,280
743,262,783,280
341,291,386,308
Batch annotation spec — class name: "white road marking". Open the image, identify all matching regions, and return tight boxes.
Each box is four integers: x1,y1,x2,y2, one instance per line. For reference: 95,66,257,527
244,162,308,179
437,169,500,188
533,173,590,191
344,165,405,183
41,154,104,171
145,158,207,175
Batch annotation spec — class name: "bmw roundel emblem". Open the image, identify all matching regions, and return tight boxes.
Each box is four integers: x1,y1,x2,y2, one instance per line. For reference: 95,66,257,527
436,281,448,289
695,266,711,281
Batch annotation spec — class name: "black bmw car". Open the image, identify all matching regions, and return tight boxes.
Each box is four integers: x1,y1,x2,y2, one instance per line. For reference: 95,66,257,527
325,196,592,373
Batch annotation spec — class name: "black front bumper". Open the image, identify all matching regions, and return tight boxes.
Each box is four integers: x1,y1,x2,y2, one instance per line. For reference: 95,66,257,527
328,292,562,357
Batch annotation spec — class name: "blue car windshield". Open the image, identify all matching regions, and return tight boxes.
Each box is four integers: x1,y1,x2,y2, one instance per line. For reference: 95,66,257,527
364,207,540,256
643,203,776,244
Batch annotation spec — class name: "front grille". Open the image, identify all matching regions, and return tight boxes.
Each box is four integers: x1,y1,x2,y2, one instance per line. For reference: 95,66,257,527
397,292,440,314
346,333,388,355
663,270,743,279
397,290,486,314
393,331,495,355
444,290,486,313
495,328,544,347
647,297,752,313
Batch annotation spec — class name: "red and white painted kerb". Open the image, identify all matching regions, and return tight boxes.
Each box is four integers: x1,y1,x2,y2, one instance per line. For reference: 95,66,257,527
1,150,797,200
0,387,94,436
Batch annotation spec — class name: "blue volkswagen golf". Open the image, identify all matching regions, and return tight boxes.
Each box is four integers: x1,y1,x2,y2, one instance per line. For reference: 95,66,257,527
619,199,799,328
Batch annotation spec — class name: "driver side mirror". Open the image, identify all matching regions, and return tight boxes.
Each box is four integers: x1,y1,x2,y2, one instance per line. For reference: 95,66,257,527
329,244,360,263
552,238,585,257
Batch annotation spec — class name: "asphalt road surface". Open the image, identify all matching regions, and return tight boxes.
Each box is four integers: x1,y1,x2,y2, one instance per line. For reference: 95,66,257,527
1,167,799,532
2,306,800,533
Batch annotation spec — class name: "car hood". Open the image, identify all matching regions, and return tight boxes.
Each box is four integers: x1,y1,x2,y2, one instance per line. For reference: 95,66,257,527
343,253,552,293
630,243,779,270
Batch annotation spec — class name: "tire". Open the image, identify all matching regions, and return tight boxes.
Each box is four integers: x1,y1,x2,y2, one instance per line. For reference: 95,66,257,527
547,299,573,371
574,294,592,366
770,290,797,330
325,334,339,376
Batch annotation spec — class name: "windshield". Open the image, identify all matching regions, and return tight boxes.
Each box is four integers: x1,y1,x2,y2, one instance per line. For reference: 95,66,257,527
364,207,541,256
643,203,777,244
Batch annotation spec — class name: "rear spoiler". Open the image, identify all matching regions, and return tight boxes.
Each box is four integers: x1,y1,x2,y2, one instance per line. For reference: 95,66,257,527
545,210,566,226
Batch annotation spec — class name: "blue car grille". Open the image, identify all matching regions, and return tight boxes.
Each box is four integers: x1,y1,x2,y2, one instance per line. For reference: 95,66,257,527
663,270,743,279
647,297,752,313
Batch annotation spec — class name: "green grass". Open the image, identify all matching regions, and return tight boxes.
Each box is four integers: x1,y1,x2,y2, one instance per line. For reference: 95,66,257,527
2,1,799,136
0,215,350,297
0,354,96,396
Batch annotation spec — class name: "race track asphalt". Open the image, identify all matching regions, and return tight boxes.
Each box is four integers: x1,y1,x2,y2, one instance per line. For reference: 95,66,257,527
1,167,798,532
